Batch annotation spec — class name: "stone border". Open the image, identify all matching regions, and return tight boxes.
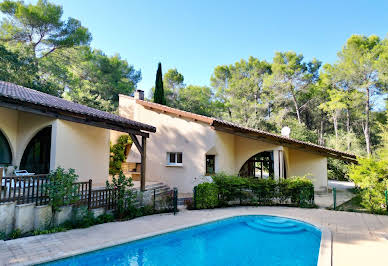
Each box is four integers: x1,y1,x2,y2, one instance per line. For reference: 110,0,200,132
28,213,332,266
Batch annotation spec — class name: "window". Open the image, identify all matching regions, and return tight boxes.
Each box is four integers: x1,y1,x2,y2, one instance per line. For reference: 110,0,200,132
0,130,12,165
238,151,274,179
206,155,215,175
20,126,52,174
167,152,183,166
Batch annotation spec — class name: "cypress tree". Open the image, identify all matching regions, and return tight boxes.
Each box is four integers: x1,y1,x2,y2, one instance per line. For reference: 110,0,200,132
154,62,166,105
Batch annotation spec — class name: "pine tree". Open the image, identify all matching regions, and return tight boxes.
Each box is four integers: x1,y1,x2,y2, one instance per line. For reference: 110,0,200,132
154,62,166,104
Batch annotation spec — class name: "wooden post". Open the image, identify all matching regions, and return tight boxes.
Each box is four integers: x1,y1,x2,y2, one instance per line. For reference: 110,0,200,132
88,179,92,209
141,136,146,191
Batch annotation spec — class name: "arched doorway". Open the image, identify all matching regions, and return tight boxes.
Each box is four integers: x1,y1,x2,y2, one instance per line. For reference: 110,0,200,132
0,130,12,165
239,151,274,179
20,126,52,174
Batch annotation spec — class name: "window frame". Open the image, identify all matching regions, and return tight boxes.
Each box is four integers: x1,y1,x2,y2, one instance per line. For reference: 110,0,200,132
166,152,183,167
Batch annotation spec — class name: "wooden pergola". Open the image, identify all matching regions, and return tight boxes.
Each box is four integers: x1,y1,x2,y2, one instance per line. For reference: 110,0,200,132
0,88,156,191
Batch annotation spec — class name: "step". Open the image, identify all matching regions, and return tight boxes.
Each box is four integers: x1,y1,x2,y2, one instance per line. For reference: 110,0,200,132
245,221,305,234
253,219,298,229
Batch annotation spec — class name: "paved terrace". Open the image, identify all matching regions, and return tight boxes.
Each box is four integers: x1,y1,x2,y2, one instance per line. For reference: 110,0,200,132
1,207,388,266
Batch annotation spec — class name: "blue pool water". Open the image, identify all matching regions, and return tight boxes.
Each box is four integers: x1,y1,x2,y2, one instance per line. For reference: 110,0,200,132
44,216,321,266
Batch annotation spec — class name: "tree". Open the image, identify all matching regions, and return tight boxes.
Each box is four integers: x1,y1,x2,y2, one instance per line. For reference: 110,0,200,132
348,123,388,213
337,35,386,155
0,0,91,58
0,0,92,97
269,52,321,124
164,68,184,103
211,57,273,130
175,85,216,116
154,62,166,105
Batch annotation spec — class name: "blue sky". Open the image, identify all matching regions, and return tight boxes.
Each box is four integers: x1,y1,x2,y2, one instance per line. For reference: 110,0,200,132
30,1,388,96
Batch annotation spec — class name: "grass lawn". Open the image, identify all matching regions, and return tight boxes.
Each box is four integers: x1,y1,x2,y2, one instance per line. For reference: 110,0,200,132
335,194,369,213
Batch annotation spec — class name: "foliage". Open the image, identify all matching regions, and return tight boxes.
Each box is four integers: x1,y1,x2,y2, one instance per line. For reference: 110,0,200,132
109,134,132,175
327,158,349,181
106,171,136,219
348,123,388,213
279,176,315,207
154,62,166,105
0,0,91,58
45,167,79,220
0,0,140,111
195,182,219,209
194,173,315,209
8,229,22,239
59,47,141,112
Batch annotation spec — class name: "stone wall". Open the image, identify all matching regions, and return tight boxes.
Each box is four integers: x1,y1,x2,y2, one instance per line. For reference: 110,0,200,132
0,202,105,235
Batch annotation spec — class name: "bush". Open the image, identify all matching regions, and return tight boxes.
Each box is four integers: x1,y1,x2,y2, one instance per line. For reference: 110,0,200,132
195,182,219,208
281,176,314,206
212,173,246,206
250,178,277,205
45,167,80,224
349,124,388,214
106,171,135,219
349,157,388,213
193,174,315,209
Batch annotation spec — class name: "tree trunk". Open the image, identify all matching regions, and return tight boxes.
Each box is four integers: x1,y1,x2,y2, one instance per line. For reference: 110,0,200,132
290,87,301,123
364,87,371,155
346,108,351,151
319,114,324,145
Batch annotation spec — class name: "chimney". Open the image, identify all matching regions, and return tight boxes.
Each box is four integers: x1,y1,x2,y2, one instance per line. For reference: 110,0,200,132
134,90,144,100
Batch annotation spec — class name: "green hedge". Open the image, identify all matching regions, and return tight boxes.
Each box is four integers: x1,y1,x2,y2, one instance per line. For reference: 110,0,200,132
193,174,314,209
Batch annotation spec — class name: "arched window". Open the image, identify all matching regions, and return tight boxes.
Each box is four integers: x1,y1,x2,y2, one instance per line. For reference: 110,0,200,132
0,130,12,165
239,151,274,179
20,126,52,174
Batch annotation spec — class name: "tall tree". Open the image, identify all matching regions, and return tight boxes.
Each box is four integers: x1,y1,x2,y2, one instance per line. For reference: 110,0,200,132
154,62,166,105
175,85,216,117
59,47,141,112
0,0,91,96
337,35,386,155
211,57,273,129
0,0,91,58
268,52,321,124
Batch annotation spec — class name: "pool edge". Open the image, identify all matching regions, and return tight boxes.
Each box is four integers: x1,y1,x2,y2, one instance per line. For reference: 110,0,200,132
27,213,332,266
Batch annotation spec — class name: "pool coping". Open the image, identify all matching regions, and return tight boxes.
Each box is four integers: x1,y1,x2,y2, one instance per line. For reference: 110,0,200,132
25,212,332,266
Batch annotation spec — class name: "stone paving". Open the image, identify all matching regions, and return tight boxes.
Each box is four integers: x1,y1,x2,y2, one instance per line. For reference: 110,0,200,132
1,207,388,266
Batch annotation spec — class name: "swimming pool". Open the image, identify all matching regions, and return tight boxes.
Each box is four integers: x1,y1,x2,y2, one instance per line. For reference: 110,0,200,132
44,215,321,266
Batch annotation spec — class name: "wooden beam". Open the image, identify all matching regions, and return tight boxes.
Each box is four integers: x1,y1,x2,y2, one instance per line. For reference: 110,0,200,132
140,136,147,191
129,133,144,156
0,99,149,137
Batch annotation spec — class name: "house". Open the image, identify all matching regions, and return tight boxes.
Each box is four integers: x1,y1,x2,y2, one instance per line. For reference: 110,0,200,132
0,81,155,189
117,91,356,194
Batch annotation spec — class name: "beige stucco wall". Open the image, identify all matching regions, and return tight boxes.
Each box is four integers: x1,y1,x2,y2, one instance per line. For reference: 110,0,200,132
0,108,110,186
0,107,54,168
117,95,328,193
0,107,18,165
284,147,328,191
53,120,110,186
233,135,282,178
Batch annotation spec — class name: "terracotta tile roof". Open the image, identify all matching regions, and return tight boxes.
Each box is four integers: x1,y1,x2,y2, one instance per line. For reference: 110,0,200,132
0,81,156,133
136,99,357,162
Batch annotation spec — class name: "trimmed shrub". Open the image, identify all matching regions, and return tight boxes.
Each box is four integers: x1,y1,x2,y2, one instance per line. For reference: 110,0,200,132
196,182,219,209
281,176,314,206
194,174,314,209
212,173,246,206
